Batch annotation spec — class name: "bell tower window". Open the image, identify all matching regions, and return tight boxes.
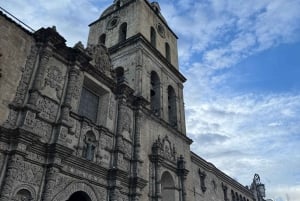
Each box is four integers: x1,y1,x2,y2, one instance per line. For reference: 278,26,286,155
150,71,161,116
168,85,177,127
165,42,171,62
99,34,106,45
119,22,127,42
150,27,156,48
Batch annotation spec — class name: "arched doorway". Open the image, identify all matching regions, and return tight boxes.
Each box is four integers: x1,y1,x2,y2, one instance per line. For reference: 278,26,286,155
67,191,92,201
161,171,175,201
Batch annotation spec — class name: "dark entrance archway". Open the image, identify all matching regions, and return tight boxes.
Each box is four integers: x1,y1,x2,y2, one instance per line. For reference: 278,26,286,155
67,191,92,201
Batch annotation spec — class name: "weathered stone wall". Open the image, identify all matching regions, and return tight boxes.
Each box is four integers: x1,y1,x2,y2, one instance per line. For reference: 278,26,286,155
0,14,34,125
187,153,254,201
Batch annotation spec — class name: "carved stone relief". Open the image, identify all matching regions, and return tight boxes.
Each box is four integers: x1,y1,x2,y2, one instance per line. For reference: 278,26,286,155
23,111,52,143
152,135,177,162
108,97,116,120
59,126,72,145
1,155,43,200
13,45,38,105
26,152,45,164
11,185,37,201
121,111,132,141
42,65,64,100
123,141,132,159
88,44,112,76
51,181,99,201
36,96,58,122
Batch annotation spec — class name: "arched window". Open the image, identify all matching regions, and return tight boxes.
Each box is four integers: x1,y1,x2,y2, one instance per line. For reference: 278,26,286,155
150,27,156,48
150,71,160,116
161,171,175,201
231,190,235,201
115,66,125,83
168,86,177,127
15,189,32,201
165,42,171,62
99,34,106,45
83,131,97,161
236,192,239,201
119,22,127,42
67,191,92,201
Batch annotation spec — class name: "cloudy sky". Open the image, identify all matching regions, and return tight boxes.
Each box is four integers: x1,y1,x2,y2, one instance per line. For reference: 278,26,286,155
1,0,300,200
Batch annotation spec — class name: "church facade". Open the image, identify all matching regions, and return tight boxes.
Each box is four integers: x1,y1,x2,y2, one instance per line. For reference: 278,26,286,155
0,1,265,201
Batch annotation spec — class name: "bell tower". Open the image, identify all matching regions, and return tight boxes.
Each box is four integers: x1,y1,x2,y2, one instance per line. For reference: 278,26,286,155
88,0,186,133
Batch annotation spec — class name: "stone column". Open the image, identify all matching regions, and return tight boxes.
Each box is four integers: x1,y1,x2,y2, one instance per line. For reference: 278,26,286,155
177,155,188,201
41,167,60,201
28,47,52,105
0,154,23,201
60,67,81,124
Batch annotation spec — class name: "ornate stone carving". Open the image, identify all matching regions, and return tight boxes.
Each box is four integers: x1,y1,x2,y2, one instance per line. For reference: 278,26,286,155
43,65,64,99
151,135,177,162
13,45,38,105
1,155,43,201
88,44,112,75
109,97,116,120
121,112,131,135
12,186,36,201
36,96,58,122
26,152,45,164
123,141,132,159
59,126,72,144
23,111,52,143
23,111,36,129
51,181,99,201
68,69,81,100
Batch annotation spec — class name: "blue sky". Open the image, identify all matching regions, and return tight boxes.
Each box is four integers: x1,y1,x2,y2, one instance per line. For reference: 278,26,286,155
1,0,300,200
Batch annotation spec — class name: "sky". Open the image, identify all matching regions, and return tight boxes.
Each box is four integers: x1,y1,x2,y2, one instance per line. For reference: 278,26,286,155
1,0,300,200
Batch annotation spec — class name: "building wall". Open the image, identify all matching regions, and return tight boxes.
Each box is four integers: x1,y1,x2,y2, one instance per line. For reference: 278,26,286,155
0,13,34,125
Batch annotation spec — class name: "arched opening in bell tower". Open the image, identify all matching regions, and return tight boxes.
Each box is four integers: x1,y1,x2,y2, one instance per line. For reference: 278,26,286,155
119,22,127,42
168,85,177,127
150,27,156,48
150,71,161,116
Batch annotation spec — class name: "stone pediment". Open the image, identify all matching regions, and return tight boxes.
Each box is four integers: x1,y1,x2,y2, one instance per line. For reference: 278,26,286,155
151,135,177,162
87,44,112,77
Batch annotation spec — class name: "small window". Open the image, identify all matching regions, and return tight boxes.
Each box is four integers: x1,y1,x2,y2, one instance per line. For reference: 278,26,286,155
150,71,160,116
99,34,106,45
115,67,125,83
222,183,228,201
78,87,99,123
119,22,127,42
165,42,171,62
150,27,156,48
168,86,177,127
231,190,235,201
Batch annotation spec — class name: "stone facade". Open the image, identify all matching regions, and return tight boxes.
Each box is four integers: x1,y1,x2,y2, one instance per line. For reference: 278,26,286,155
0,1,263,201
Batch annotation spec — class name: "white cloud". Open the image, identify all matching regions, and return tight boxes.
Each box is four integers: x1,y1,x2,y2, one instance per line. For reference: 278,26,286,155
1,0,110,46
